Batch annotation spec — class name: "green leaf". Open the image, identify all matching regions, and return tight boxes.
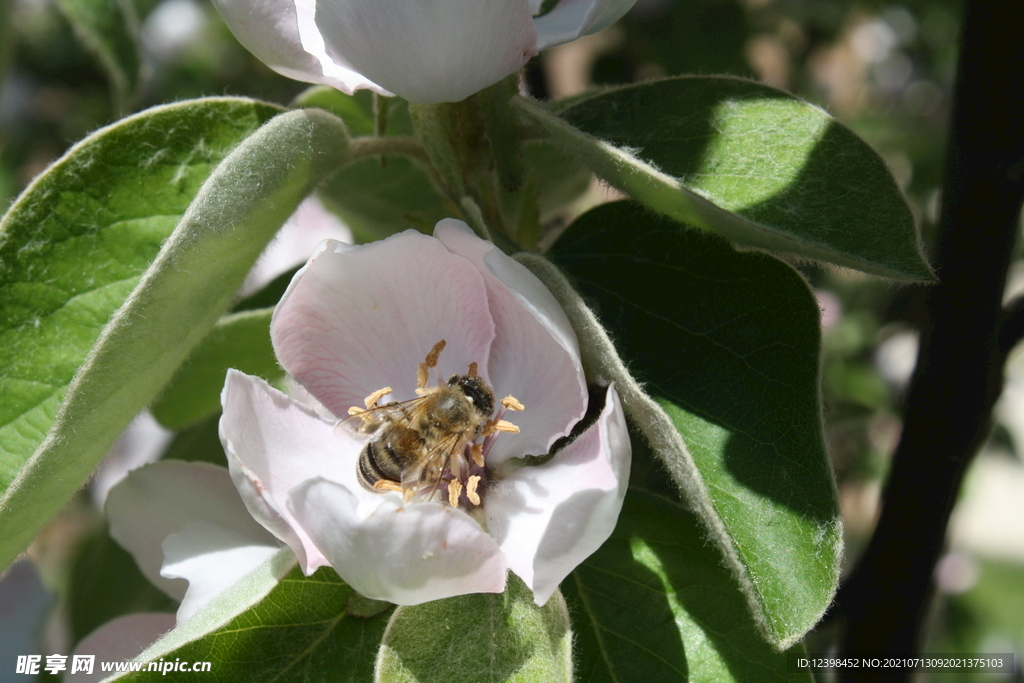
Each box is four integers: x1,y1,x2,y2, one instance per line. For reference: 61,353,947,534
0,104,350,572
566,489,812,683
114,561,391,682
293,87,415,138
377,577,571,683
0,97,278,494
295,87,456,242
161,412,228,467
549,202,841,647
519,77,932,281
151,308,279,430
52,0,142,109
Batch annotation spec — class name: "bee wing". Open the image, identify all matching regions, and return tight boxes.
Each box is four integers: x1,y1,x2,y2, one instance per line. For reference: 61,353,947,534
400,432,466,500
336,394,432,433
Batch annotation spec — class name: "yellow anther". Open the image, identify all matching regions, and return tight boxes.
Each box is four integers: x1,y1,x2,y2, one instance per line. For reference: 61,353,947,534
364,386,393,409
448,479,463,508
470,443,484,467
425,340,446,367
501,395,524,412
494,419,520,434
466,476,482,506
348,406,365,416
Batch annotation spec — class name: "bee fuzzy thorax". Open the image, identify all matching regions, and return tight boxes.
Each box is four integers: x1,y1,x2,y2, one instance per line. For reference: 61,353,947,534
347,340,523,511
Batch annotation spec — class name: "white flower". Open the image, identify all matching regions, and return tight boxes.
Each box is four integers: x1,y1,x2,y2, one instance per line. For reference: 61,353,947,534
209,0,638,103
221,219,630,605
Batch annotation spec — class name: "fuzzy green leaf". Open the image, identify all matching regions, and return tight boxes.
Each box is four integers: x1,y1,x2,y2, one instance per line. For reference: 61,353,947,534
112,561,391,682
550,202,841,648
521,77,931,281
377,577,571,683
53,0,141,109
566,489,812,682
151,308,279,430
0,98,279,495
0,104,350,572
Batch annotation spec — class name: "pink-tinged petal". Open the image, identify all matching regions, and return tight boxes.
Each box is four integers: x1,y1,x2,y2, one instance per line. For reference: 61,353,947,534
106,461,277,601
210,0,389,95
220,370,377,573
90,410,173,508
289,479,508,605
271,232,496,418
485,385,630,605
434,220,587,465
68,613,176,682
240,196,352,297
312,0,538,103
534,0,636,50
162,521,281,622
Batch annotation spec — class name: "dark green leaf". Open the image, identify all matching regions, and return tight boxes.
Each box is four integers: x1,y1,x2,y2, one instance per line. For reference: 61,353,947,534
551,202,841,647
293,87,415,137
0,104,350,572
69,524,178,646
151,308,279,430
522,77,932,280
115,566,391,682
160,412,228,467
52,0,141,109
378,577,571,683
566,489,812,682
295,87,453,242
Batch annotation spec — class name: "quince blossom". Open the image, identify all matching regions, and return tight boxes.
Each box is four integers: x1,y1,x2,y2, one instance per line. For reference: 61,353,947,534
95,219,628,635
210,0,637,103
222,219,630,606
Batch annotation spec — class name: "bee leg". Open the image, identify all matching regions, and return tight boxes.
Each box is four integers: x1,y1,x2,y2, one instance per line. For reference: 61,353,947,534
363,386,393,409
417,339,447,389
372,479,402,494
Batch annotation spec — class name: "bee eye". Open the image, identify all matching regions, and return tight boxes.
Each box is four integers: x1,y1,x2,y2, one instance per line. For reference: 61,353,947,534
447,375,459,386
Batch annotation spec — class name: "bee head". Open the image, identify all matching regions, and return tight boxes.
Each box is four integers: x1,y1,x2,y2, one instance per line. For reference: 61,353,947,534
448,374,494,416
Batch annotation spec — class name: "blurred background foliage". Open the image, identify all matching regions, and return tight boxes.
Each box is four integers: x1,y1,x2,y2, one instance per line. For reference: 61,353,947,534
3,0,1024,678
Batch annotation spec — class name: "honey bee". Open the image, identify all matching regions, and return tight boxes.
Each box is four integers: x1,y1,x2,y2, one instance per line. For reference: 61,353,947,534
345,340,524,508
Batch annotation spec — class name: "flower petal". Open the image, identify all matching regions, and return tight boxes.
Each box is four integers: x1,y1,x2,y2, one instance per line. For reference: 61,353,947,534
90,410,173,508
220,370,377,573
68,613,176,682
210,0,390,95
311,0,538,103
106,460,278,601
240,195,352,297
289,478,508,605
271,232,496,418
162,521,281,622
485,385,630,605
534,0,636,50
434,220,587,465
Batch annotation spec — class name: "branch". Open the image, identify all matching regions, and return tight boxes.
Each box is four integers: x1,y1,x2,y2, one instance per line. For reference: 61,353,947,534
837,0,1024,679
